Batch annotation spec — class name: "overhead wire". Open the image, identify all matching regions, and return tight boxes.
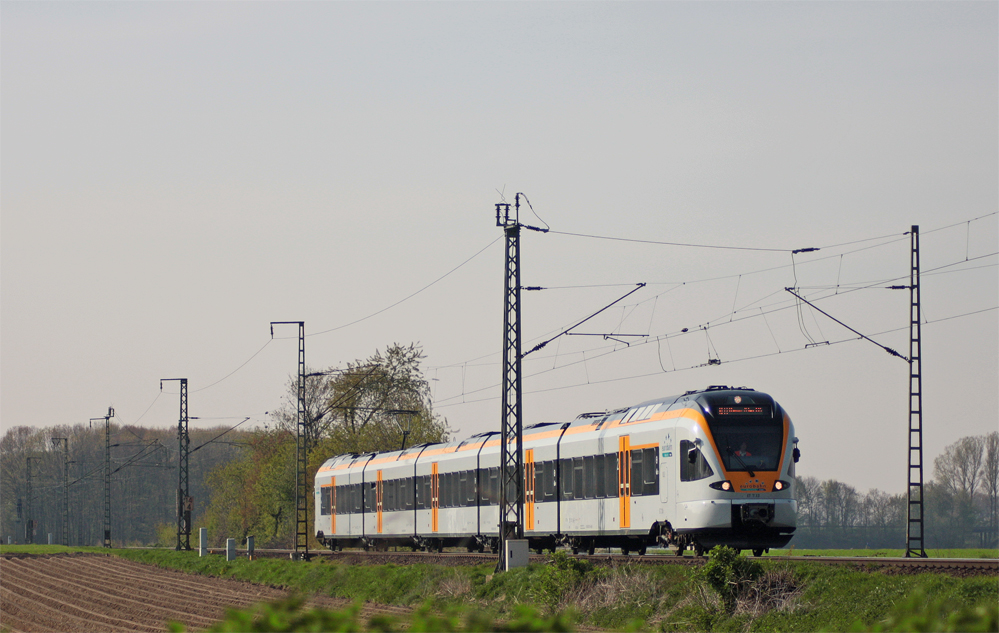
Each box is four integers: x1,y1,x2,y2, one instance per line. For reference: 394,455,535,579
308,236,501,337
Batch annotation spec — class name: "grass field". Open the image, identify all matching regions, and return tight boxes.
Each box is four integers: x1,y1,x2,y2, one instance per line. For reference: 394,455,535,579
2,544,996,631
767,547,999,558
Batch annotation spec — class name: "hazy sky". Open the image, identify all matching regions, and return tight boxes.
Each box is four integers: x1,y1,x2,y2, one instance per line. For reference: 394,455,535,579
2,1,996,495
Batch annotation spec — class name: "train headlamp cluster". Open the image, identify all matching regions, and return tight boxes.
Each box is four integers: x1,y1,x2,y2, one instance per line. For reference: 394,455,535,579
773,480,789,491
709,480,733,491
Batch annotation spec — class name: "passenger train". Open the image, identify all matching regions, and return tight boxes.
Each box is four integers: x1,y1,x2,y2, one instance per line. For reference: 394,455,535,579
314,386,799,556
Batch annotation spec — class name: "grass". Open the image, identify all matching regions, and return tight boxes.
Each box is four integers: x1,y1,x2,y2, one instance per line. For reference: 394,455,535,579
767,547,998,559
2,544,996,631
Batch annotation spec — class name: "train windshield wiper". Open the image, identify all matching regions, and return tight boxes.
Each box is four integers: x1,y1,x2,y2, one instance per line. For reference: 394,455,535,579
725,440,755,477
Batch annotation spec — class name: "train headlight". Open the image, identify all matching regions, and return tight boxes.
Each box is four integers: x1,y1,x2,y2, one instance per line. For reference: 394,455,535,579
772,480,789,491
709,480,733,492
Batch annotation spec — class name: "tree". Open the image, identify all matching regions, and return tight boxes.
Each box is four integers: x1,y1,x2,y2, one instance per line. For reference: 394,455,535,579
204,342,451,549
820,479,859,530
983,432,999,543
270,342,450,456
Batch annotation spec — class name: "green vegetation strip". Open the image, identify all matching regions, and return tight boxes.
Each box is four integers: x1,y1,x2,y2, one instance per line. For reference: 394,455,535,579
2,545,996,632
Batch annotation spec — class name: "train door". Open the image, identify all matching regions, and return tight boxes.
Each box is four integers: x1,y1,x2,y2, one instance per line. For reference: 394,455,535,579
618,436,631,528
525,449,535,531
660,433,671,504
376,470,384,534
331,477,337,535
431,462,440,533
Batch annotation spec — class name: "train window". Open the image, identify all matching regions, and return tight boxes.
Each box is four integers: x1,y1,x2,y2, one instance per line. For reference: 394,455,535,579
489,467,500,505
364,482,375,513
680,440,714,482
466,470,475,506
560,459,573,499
583,456,595,498
320,487,331,516
642,448,659,495
630,450,644,496
594,454,606,498
573,457,584,498
604,453,619,497
543,461,556,499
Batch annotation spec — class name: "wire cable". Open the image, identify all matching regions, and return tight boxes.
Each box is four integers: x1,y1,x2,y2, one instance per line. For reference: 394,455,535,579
309,236,501,337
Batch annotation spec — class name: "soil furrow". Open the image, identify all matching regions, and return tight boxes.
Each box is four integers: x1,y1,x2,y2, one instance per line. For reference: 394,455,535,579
0,574,158,632
0,553,418,632
22,557,235,626
72,555,282,603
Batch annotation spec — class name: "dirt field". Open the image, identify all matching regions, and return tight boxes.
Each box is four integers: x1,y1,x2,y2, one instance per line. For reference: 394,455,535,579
0,553,411,632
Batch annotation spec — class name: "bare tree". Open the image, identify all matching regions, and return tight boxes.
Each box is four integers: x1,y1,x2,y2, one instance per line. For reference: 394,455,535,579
934,435,985,502
983,432,999,542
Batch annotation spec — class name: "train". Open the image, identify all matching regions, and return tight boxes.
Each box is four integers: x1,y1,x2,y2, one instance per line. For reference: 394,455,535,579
314,385,799,556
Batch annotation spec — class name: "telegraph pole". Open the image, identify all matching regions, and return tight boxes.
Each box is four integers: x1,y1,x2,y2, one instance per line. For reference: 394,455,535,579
271,321,309,560
51,438,69,546
162,378,191,550
906,226,927,558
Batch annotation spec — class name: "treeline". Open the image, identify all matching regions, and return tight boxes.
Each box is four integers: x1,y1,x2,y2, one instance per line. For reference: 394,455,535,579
0,422,249,546
793,432,999,549
0,344,449,549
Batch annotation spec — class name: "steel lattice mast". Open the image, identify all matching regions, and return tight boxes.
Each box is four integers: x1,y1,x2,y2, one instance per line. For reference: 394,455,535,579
103,407,114,548
162,378,190,550
906,226,927,558
497,198,524,569
272,321,309,560
51,437,69,546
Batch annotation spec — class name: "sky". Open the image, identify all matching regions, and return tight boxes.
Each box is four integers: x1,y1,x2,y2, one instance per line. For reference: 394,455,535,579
2,1,996,496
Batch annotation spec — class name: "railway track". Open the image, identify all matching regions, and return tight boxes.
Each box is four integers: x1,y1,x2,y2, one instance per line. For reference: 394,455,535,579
211,547,998,575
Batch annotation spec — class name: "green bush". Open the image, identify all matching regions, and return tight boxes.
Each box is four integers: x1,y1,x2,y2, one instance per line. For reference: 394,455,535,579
533,550,604,609
696,545,764,613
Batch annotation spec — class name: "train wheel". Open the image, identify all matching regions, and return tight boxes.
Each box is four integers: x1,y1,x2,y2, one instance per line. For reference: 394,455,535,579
621,546,630,556
753,548,764,557
694,544,704,557
638,545,647,556
587,542,596,556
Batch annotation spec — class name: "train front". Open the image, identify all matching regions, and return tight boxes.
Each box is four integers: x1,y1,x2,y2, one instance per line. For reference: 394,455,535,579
680,388,798,554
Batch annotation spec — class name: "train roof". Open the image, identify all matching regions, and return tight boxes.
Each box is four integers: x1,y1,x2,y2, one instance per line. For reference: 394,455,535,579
316,386,773,471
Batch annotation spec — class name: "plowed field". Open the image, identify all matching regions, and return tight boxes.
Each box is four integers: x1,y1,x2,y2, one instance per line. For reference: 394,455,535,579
0,553,410,632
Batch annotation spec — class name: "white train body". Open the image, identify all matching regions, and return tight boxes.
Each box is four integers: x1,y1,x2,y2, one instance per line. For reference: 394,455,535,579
314,386,798,555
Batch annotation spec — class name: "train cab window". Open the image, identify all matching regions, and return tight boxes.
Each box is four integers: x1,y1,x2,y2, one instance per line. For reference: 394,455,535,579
680,440,714,482
705,405,783,473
